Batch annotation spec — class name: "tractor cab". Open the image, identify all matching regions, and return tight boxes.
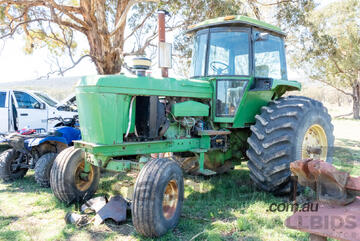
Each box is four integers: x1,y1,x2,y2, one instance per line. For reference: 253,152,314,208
188,16,288,123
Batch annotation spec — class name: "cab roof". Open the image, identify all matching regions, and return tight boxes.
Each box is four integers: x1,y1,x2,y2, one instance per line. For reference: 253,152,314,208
187,15,285,36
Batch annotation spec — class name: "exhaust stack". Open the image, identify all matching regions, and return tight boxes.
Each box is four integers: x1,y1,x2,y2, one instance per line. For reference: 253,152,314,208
158,10,171,78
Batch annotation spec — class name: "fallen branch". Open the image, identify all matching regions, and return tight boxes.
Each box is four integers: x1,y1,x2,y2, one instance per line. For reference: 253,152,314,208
189,230,206,241
334,112,353,118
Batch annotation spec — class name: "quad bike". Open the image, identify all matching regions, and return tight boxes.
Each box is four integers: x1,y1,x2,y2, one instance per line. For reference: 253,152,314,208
50,14,334,237
0,116,81,187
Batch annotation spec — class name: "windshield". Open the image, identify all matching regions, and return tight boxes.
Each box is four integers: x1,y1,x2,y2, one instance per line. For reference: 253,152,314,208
34,92,58,107
190,28,250,77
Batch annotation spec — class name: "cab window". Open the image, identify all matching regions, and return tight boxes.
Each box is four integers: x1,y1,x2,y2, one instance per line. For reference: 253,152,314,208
207,31,250,76
14,91,41,109
216,80,247,116
254,32,287,79
190,33,208,77
0,92,6,108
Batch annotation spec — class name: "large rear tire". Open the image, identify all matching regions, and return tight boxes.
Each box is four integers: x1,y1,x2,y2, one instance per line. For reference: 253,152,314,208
35,152,57,187
50,147,100,203
247,96,334,194
0,149,28,182
132,158,184,237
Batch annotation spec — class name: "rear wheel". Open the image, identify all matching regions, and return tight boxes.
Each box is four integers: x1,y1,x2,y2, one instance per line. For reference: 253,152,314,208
50,147,100,203
132,158,184,237
0,149,28,182
35,152,57,187
246,96,334,194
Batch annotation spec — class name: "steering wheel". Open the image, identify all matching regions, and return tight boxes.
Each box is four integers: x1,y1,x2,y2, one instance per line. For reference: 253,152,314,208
210,61,229,75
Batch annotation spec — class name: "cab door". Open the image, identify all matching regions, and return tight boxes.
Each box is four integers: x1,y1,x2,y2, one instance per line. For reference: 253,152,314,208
0,91,8,133
12,91,48,131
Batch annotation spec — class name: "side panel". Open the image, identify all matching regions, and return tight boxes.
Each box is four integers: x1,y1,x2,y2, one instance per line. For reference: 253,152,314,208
76,90,134,145
232,78,301,128
171,100,209,117
233,90,274,127
0,91,8,133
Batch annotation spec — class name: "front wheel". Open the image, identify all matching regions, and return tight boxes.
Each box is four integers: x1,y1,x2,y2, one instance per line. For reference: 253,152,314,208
50,147,100,203
132,158,184,237
0,149,28,182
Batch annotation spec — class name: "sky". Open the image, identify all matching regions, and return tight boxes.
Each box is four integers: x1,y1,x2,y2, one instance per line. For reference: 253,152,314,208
0,0,337,83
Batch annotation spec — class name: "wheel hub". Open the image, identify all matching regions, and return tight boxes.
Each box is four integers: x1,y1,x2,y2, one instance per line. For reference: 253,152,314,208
162,179,179,220
75,161,94,191
302,124,328,160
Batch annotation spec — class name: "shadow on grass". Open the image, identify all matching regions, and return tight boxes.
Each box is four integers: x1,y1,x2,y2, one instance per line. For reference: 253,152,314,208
0,172,53,194
0,161,295,240
0,215,25,240
128,165,290,241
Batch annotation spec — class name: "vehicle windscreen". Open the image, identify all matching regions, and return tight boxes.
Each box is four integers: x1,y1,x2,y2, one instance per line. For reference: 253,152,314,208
34,92,58,107
190,28,250,78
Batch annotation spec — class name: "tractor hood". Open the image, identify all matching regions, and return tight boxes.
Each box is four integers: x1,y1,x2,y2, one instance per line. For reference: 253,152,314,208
77,74,212,99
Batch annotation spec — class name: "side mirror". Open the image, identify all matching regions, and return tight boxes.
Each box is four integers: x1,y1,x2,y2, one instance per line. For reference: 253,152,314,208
40,103,46,109
158,42,172,69
255,32,269,41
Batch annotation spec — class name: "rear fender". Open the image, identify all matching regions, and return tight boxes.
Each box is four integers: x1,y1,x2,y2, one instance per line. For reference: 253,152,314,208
26,136,67,147
30,139,68,156
271,79,301,97
54,127,81,145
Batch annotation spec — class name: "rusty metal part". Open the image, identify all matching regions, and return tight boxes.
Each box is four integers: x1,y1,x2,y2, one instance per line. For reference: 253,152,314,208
158,10,168,78
177,155,233,175
285,198,360,241
94,195,128,226
290,159,360,205
81,196,108,213
180,156,199,174
309,234,327,241
162,179,179,220
65,212,89,226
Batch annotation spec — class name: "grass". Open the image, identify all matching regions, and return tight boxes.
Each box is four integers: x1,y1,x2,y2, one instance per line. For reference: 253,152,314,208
0,119,359,241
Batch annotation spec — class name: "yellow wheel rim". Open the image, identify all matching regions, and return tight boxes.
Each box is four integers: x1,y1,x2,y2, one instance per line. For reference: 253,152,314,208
162,180,179,220
74,161,94,191
301,124,328,160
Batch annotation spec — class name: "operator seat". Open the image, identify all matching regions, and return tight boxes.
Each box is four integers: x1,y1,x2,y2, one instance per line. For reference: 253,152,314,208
255,65,269,78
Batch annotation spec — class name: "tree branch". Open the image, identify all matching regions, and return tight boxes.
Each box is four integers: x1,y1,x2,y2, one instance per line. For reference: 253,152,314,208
49,5,87,34
0,18,48,39
124,9,155,41
253,0,296,6
315,78,354,97
37,54,91,79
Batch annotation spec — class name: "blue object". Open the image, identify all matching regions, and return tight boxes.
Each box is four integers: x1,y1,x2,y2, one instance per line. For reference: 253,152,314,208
25,126,81,151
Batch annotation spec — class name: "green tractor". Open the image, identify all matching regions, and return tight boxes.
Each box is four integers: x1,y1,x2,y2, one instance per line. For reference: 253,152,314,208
50,15,334,237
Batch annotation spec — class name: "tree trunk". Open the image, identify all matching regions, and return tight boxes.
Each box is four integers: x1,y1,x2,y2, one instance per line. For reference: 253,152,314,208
353,80,360,120
80,0,127,75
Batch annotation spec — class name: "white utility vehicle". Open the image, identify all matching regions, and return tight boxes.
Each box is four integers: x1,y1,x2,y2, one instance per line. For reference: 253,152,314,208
0,90,77,133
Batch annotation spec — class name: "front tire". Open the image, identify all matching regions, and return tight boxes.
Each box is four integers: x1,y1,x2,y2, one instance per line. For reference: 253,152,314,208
0,149,28,182
132,158,184,237
35,153,57,187
50,147,100,203
247,96,334,194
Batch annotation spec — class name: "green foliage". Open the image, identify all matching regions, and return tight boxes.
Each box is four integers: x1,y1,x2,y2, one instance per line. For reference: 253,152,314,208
300,0,360,88
284,0,359,92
